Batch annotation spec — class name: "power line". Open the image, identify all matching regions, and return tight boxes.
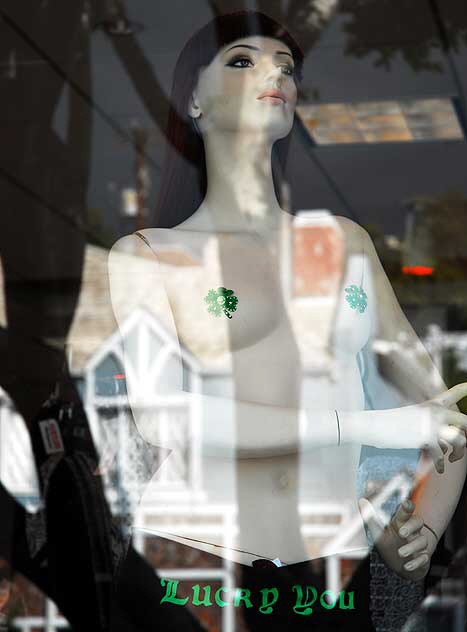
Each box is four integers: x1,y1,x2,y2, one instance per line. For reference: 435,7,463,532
426,0,467,140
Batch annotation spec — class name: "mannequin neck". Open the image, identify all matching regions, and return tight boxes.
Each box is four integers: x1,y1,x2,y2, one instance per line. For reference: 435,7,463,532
196,130,284,235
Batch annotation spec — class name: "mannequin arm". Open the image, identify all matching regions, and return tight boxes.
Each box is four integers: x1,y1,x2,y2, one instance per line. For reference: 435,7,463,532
95,382,464,458
356,224,467,570
183,393,465,458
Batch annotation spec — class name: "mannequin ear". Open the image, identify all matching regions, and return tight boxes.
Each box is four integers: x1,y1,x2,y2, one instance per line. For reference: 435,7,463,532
188,93,202,120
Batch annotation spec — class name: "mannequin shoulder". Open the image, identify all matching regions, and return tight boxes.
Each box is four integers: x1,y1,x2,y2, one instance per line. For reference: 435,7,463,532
333,216,375,255
107,231,179,328
334,216,370,241
109,229,172,259
108,228,206,281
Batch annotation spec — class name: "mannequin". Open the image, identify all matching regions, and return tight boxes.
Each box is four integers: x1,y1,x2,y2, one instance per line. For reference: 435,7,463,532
108,11,467,627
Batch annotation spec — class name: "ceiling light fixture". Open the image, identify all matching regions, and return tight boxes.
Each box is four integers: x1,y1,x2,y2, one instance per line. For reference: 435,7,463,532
297,98,464,145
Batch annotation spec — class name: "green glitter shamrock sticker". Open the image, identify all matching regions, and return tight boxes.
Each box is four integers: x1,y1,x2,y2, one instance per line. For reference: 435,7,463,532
344,284,367,313
204,287,238,319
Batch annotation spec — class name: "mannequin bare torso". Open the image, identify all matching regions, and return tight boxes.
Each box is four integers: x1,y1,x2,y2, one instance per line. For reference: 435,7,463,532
130,215,371,565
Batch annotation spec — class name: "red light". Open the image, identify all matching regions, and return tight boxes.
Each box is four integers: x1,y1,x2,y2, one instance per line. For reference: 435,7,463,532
113,373,126,379
402,266,433,276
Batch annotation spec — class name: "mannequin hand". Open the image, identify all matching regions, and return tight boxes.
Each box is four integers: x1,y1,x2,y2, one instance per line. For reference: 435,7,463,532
421,383,467,473
358,497,433,581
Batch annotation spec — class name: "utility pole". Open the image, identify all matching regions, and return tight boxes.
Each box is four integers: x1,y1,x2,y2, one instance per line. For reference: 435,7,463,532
131,121,151,232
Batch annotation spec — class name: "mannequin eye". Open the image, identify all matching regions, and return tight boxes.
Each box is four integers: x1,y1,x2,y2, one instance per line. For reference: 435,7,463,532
280,64,294,76
226,56,253,68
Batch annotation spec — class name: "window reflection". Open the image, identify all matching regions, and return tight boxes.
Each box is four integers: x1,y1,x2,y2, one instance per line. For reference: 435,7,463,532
94,352,127,396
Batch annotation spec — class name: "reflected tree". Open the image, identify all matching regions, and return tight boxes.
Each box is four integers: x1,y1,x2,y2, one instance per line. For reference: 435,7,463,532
208,0,467,73
339,0,467,72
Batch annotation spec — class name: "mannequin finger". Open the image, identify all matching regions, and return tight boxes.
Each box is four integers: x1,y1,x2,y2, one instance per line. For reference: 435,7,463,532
403,552,430,572
392,499,415,531
398,534,428,558
443,409,467,432
358,498,385,543
438,438,449,454
438,426,467,462
446,426,466,462
423,441,445,473
434,383,467,408
405,531,419,544
398,514,423,538
364,480,384,498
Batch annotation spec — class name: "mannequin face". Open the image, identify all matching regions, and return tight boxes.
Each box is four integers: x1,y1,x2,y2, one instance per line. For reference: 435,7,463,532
189,35,298,140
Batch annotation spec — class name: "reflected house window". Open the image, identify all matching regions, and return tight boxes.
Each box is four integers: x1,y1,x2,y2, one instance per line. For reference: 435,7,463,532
94,353,127,397
297,98,464,144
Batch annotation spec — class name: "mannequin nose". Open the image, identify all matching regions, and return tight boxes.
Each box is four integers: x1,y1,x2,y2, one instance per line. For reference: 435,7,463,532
265,64,283,86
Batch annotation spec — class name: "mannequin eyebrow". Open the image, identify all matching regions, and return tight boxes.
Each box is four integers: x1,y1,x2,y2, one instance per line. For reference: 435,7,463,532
223,44,293,59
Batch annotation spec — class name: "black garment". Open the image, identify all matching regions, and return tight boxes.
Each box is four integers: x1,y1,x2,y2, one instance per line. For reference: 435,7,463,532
237,555,375,631
152,539,375,632
0,482,206,632
19,395,207,632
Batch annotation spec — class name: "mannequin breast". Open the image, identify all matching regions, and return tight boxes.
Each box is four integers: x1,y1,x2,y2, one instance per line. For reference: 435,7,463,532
149,229,297,372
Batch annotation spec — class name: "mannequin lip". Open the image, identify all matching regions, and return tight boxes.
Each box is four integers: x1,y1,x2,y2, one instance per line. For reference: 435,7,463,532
257,89,287,103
